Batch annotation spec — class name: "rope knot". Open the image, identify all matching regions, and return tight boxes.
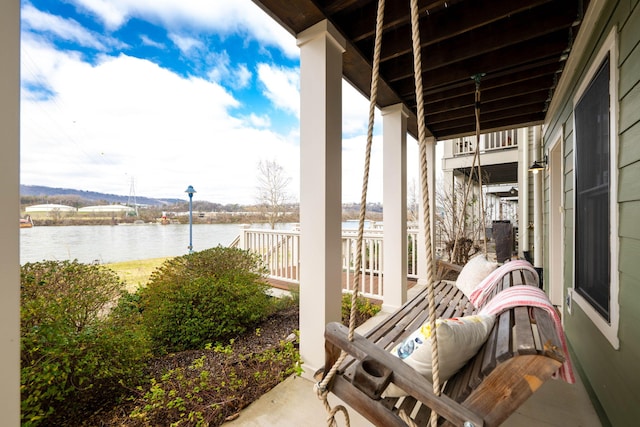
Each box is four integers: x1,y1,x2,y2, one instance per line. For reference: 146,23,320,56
314,381,329,400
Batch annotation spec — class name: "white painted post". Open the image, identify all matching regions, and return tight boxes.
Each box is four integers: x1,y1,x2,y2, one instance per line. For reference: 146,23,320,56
381,104,409,311
296,20,346,375
533,125,544,268
518,127,530,257
238,224,250,250
0,0,21,422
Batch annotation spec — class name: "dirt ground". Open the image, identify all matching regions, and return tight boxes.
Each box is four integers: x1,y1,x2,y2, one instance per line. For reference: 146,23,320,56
83,306,300,427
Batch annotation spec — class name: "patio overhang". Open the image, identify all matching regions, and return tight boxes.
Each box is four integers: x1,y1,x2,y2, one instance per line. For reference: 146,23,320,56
252,0,589,140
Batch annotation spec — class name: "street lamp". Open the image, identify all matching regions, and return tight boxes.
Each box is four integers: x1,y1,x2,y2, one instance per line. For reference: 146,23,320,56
185,185,196,253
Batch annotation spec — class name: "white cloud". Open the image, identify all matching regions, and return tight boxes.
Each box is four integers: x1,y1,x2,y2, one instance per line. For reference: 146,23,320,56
140,34,165,49
168,33,204,55
246,113,271,128
206,52,252,90
70,0,298,58
21,3,121,50
234,64,252,89
20,39,299,204
257,63,299,117
73,0,130,30
342,81,381,136
342,134,384,203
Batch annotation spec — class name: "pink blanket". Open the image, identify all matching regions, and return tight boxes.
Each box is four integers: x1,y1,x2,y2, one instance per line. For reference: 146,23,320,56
469,259,539,308
479,286,575,384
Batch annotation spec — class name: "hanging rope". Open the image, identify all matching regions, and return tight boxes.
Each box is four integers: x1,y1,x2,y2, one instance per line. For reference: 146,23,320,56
450,73,488,263
473,74,488,256
408,0,440,426
315,0,386,425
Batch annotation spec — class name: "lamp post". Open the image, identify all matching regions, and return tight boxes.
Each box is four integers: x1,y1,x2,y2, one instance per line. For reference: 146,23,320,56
185,185,196,253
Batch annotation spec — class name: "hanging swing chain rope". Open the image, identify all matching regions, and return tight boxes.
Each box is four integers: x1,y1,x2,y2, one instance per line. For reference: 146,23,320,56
450,74,487,262
473,75,488,256
409,1,440,426
350,0,386,341
316,1,386,425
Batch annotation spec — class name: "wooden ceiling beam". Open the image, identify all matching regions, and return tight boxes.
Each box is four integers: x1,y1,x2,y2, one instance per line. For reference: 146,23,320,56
425,88,551,124
383,29,571,84
422,75,555,112
369,0,577,64
425,90,551,126
340,0,552,45
420,61,562,104
429,111,545,138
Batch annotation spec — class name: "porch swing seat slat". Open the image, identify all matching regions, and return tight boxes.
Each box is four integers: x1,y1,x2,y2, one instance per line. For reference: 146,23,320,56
322,265,566,427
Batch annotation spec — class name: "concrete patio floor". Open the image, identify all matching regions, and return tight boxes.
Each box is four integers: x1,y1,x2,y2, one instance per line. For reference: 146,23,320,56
227,282,602,426
225,369,600,427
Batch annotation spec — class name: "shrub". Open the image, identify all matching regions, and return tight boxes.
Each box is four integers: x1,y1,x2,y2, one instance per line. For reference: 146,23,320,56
20,260,151,427
140,246,274,354
341,292,382,328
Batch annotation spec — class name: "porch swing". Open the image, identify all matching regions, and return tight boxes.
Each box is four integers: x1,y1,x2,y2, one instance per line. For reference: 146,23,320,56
315,1,574,426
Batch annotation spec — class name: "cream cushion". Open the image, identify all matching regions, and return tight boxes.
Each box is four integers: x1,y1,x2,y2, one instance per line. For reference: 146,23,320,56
383,314,496,397
455,255,499,300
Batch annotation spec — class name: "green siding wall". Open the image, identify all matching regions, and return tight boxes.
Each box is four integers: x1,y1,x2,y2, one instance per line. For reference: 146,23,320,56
543,1,640,425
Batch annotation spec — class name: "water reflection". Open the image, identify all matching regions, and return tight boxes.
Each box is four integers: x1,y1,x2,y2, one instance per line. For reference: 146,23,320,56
20,223,287,264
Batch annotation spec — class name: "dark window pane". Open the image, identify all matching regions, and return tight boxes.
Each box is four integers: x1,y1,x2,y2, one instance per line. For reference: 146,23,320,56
574,55,610,321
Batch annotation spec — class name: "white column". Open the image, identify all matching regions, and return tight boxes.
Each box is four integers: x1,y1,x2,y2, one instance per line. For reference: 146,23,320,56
518,127,530,257
0,0,21,423
533,125,544,268
417,137,437,286
296,20,345,375
381,104,409,311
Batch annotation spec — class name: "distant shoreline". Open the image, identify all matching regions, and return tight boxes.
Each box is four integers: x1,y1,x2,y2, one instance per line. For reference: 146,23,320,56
21,215,298,227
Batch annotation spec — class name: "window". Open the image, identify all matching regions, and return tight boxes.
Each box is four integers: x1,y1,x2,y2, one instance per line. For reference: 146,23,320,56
575,55,610,321
572,28,619,349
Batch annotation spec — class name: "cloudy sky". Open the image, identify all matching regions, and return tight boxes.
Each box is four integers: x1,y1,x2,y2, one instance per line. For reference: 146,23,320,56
20,0,421,204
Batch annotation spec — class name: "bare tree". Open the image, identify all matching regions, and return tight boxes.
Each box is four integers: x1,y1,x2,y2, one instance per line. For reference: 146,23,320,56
256,159,291,229
408,178,419,223
436,177,491,265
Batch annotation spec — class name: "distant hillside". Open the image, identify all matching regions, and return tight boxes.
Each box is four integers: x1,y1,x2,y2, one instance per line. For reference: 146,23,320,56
20,185,182,206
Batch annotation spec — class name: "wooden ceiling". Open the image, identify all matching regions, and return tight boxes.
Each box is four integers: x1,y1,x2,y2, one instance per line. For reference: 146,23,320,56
252,0,588,140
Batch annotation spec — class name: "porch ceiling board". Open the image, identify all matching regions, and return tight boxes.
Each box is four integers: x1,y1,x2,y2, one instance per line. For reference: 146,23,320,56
458,162,520,185
252,0,589,140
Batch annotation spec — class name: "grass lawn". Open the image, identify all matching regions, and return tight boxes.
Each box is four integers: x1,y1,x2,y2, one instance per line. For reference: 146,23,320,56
105,257,170,291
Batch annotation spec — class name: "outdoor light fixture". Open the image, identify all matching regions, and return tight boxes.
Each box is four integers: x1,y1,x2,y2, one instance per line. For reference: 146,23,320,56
185,185,196,253
528,155,548,174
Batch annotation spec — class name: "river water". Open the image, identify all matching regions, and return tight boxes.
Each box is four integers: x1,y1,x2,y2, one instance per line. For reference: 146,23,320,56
19,223,284,265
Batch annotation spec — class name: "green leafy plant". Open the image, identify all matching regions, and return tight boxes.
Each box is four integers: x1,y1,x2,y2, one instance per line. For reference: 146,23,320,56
20,260,151,427
127,335,301,426
140,246,275,354
341,293,382,328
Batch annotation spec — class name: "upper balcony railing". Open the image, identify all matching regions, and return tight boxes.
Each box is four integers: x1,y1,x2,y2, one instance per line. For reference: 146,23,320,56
453,129,518,156
236,225,420,300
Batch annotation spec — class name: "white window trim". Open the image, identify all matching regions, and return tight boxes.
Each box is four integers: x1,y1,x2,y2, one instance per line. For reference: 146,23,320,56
571,26,620,349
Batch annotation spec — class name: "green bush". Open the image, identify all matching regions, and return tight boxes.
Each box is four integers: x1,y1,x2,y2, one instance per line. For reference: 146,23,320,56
341,292,382,327
20,260,151,427
140,246,274,354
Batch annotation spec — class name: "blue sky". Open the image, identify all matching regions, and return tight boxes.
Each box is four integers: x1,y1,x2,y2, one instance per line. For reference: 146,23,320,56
20,0,419,204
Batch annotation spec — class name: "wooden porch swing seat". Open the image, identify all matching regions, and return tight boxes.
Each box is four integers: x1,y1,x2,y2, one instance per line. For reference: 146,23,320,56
322,266,566,427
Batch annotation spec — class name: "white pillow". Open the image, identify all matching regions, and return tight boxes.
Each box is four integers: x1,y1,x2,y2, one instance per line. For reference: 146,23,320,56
383,314,495,397
455,255,499,300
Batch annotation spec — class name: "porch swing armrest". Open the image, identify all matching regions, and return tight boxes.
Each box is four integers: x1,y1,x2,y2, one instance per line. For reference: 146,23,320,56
325,322,485,427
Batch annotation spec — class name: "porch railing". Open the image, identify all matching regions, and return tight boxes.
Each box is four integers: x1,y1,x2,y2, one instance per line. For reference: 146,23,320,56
236,226,420,300
453,129,518,156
